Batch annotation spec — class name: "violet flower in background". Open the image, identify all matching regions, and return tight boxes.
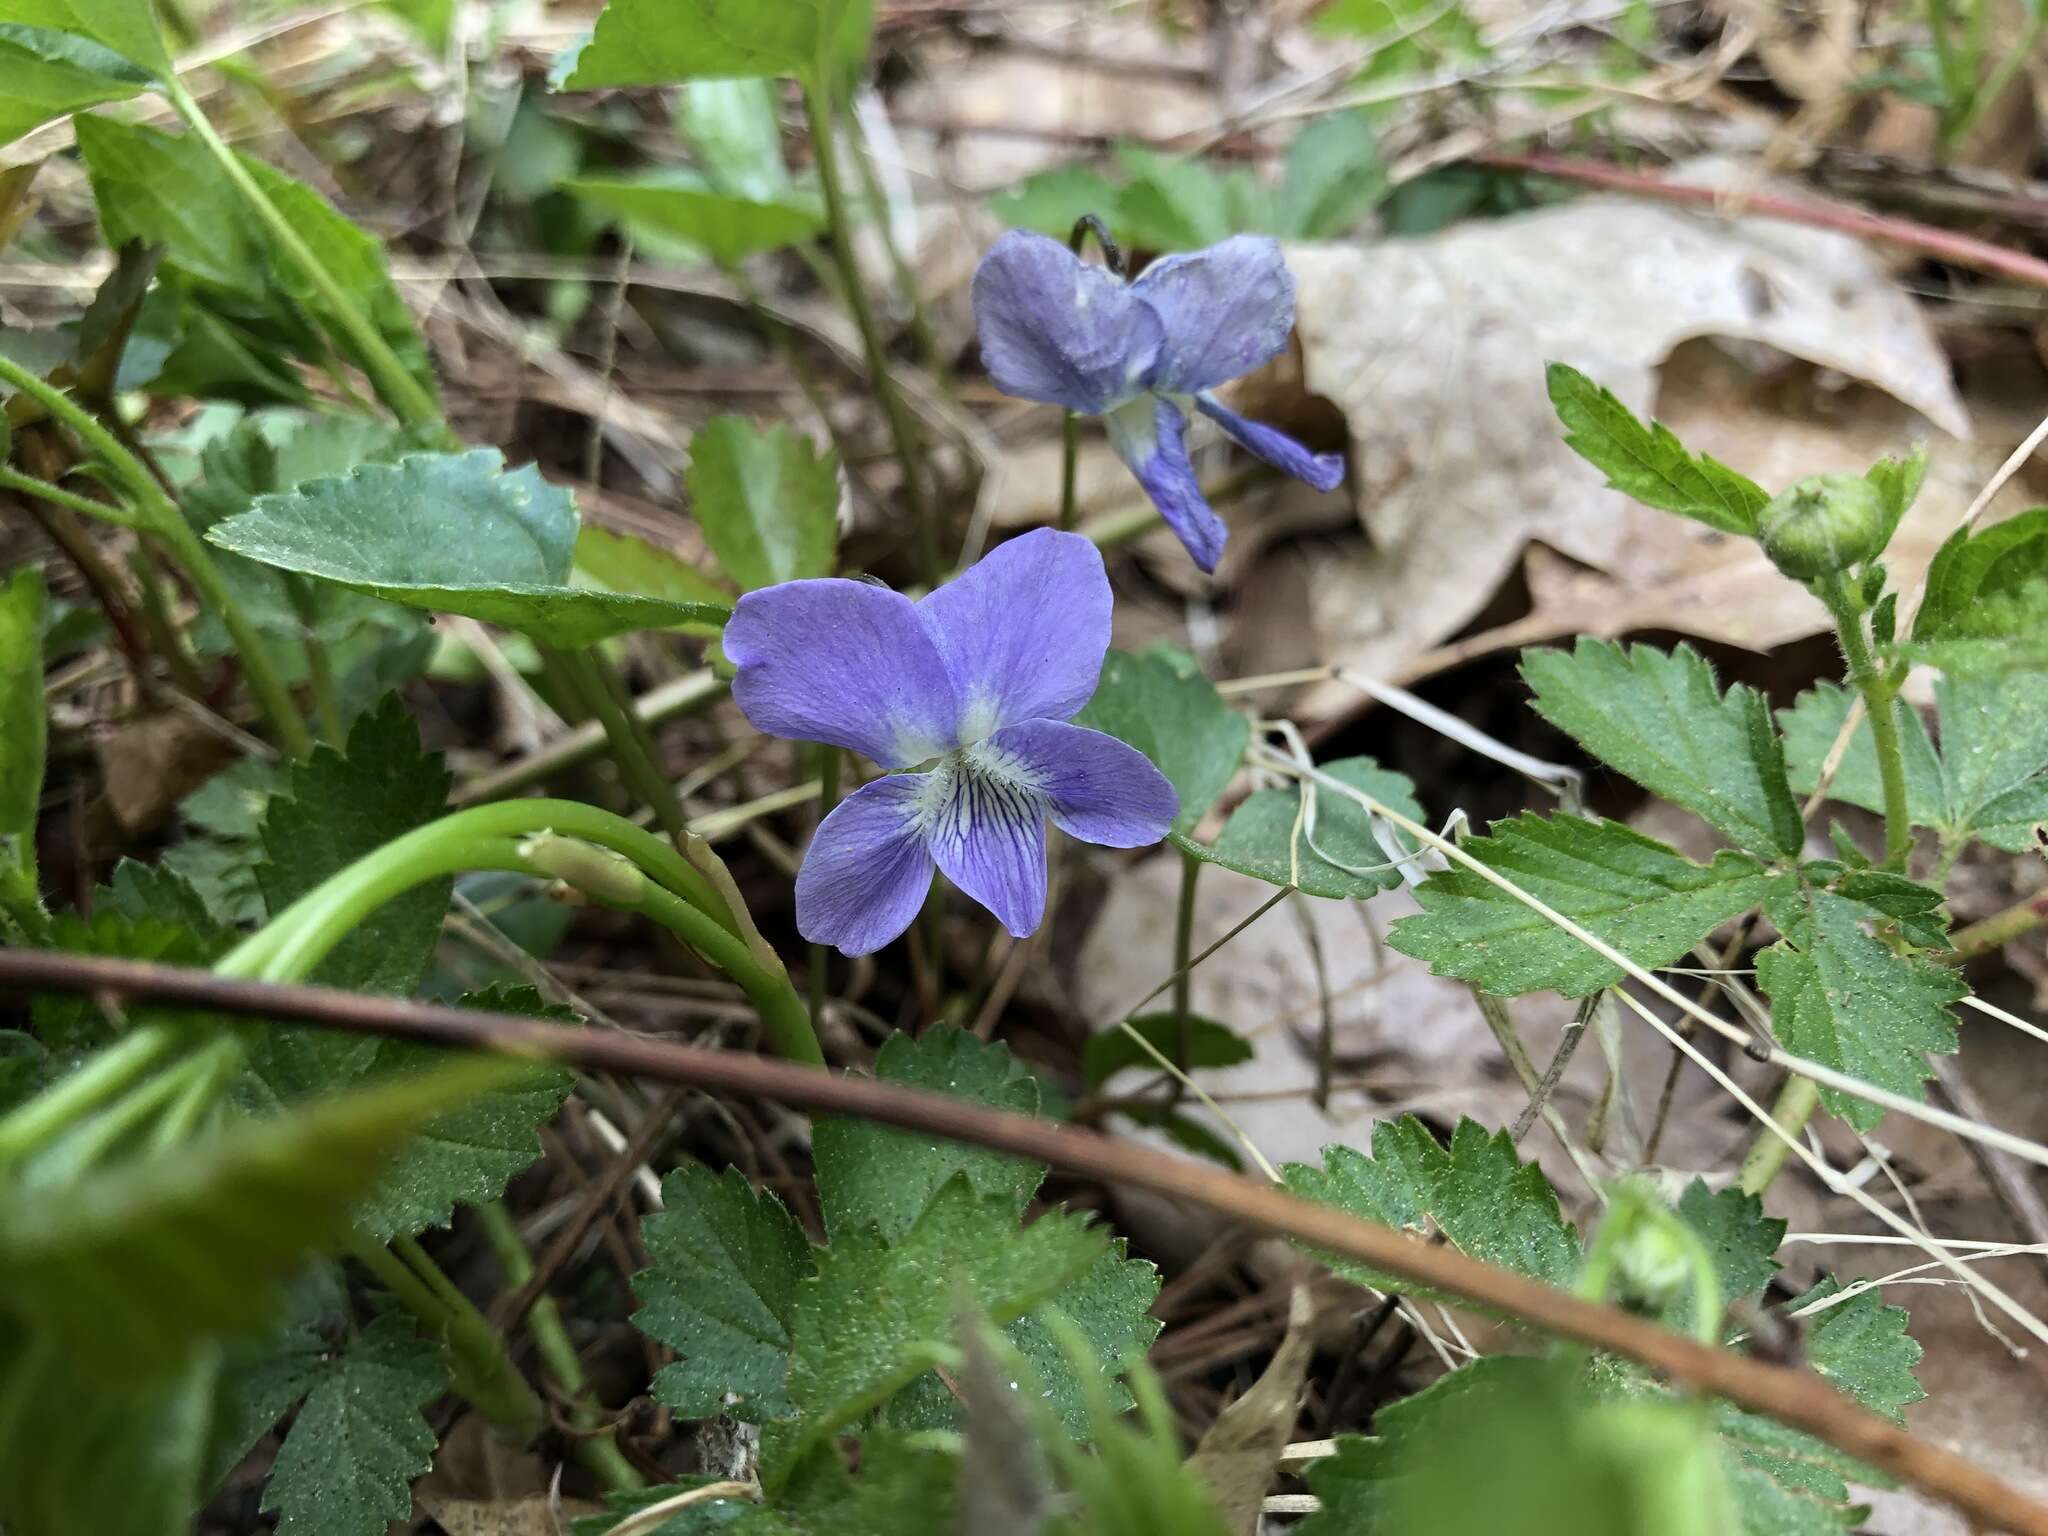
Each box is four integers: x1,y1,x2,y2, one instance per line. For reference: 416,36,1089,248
725,529,1177,955
970,230,1344,573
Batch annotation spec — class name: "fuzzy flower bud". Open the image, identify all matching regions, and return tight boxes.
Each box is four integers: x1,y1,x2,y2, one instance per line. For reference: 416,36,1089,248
1758,473,1888,581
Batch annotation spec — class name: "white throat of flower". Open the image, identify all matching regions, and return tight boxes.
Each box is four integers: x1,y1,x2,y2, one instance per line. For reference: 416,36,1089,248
910,736,1047,843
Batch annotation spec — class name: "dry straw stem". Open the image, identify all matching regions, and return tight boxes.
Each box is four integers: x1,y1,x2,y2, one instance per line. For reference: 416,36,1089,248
2,950,2046,1536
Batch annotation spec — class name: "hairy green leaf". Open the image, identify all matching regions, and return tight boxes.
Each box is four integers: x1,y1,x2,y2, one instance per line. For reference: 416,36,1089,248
572,175,823,267
553,0,872,89
1546,363,1768,536
1795,1279,1925,1424
1081,1012,1253,1089
1779,682,1944,834
0,24,149,148
1523,640,1804,857
1192,755,1422,898
261,1313,448,1536
1908,506,2048,674
685,415,840,591
0,1057,520,1377
1675,1179,1784,1313
812,1026,1042,1243
1283,1117,1580,1297
1388,813,1783,996
208,450,731,646
1756,885,1962,1131
635,1162,814,1422
1073,645,1249,837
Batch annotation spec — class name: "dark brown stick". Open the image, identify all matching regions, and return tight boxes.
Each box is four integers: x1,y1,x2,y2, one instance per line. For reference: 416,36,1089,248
1479,151,2048,292
2,948,2045,1536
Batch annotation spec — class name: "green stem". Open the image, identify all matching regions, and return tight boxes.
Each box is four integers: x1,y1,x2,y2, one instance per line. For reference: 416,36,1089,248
1059,411,1080,532
1821,576,1912,871
546,645,688,840
809,746,839,1034
801,82,938,583
476,1202,644,1491
0,353,314,758
161,78,447,437
631,882,824,1068
355,1237,542,1436
1950,11,2045,144
286,576,346,745
1737,1074,1819,1197
0,1025,182,1171
1170,846,1201,1081
0,465,142,526
1946,891,2048,961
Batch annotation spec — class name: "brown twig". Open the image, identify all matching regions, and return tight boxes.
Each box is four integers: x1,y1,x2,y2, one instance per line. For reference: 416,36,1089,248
1479,151,2048,292
4,949,2047,1536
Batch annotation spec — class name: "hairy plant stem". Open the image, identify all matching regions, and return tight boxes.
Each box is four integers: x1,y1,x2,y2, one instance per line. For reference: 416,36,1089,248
355,1236,543,1436
0,353,314,758
1170,846,1201,1089
1945,891,2048,961
1737,1074,1819,1197
1821,575,1912,870
477,1201,645,1490
544,644,688,840
0,464,142,525
161,78,448,438
801,82,938,583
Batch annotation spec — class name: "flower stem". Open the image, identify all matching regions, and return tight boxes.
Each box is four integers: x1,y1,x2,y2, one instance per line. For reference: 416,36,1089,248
161,78,448,438
629,882,824,1068
544,644,688,841
0,1025,183,1171
1171,845,1201,1084
476,1201,644,1491
355,1236,542,1436
801,82,938,584
0,353,314,758
0,464,143,526
1737,1074,1819,1197
1821,575,1913,871
1947,891,2048,961
1059,411,1080,532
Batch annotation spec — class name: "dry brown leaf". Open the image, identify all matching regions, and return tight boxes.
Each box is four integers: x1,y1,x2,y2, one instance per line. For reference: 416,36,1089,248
418,1492,602,1534
94,709,236,836
1185,1284,1317,1535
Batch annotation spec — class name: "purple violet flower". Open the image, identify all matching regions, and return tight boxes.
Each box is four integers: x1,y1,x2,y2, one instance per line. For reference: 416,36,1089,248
725,528,1178,955
971,230,1344,573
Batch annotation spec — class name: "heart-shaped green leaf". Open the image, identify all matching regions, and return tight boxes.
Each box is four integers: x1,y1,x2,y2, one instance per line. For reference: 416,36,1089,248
206,450,732,647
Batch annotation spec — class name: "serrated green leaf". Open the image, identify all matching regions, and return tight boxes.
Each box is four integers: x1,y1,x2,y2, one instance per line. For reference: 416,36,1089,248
31,903,221,1049
1795,1279,1925,1424
0,565,46,897
774,1179,1105,1484
1907,506,2048,675
1756,885,1962,1131
553,0,872,89
163,754,289,926
1675,1178,1784,1312
207,450,732,646
1275,109,1386,238
1935,672,2048,851
1779,681,1945,833
1191,755,1421,898
1282,1116,1580,1298
0,24,149,148
0,0,168,73
1073,645,1248,837
685,415,840,591
573,174,824,267
199,1265,344,1492
1713,1402,1872,1534
261,1312,448,1536
1082,1012,1253,1089
678,77,791,202
812,1025,1043,1243
100,856,226,943
0,1320,218,1536
1524,640,1804,856
1863,442,1926,554
634,1161,814,1422
739,1429,958,1536
255,694,450,995
0,1056,521,1377
1546,363,1768,536
246,985,573,1242
1387,813,1783,997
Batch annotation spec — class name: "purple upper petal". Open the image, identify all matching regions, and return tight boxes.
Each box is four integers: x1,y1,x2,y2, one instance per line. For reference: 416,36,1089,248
727,578,958,768
1105,396,1227,573
990,720,1177,847
916,528,1111,740
971,230,1164,415
1130,236,1295,395
924,748,1048,939
795,774,935,955
1195,393,1344,493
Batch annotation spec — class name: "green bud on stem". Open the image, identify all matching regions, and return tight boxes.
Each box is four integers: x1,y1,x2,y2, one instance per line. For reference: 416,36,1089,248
1758,473,1889,581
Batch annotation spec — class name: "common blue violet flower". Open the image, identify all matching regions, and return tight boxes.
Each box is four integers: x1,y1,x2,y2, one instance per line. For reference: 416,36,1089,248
971,230,1344,573
726,528,1178,955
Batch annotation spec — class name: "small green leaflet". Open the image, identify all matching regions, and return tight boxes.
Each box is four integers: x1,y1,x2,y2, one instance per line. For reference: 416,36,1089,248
163,754,289,926
1545,363,1768,536
552,0,872,90
1756,884,1962,1131
1907,506,2048,675
1675,1179,1784,1314
571,175,824,268
260,1313,449,1536
1713,1403,1875,1536
1794,1279,1926,1424
1523,640,1804,857
0,566,46,902
742,1430,960,1536
1192,756,1422,898
1388,814,1786,997
206,450,732,647
254,695,451,996
1782,676,2048,853
1316,0,1489,87
1274,109,1388,239
1081,1013,1253,1089
1073,645,1249,837
1282,1117,1581,1298
0,0,170,74
772,1179,1105,1486
685,416,841,592
0,1056,523,1378
677,77,792,202
0,24,151,149
197,1265,344,1493
634,1162,814,1421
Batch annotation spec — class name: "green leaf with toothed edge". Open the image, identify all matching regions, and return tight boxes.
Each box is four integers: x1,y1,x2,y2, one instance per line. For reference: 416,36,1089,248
1387,812,1788,998
1792,1279,1925,1425
685,415,841,591
1546,362,1767,536
206,450,732,647
1073,645,1249,837
1906,506,2048,675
